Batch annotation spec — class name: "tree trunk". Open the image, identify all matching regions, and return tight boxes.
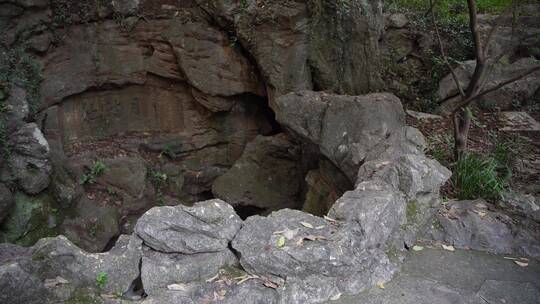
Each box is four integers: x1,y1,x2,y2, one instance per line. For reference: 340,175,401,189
453,108,471,160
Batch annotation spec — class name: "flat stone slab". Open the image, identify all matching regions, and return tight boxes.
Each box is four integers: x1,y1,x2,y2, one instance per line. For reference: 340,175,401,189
500,111,540,131
330,247,540,304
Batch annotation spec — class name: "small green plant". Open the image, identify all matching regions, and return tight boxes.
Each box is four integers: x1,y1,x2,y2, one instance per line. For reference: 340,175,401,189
80,160,107,185
149,169,168,206
95,272,108,289
106,186,117,196
159,143,175,159
453,154,506,200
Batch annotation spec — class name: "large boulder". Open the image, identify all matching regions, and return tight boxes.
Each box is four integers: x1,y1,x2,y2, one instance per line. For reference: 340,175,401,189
274,91,405,182
135,199,243,253
7,123,52,194
0,234,142,303
29,234,142,294
212,134,302,212
429,200,540,258
232,209,396,302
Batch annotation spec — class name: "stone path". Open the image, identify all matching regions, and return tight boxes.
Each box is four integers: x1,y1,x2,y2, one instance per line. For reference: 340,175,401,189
331,248,540,304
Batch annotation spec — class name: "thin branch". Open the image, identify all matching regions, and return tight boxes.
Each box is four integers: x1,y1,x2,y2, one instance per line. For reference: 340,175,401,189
465,0,487,97
429,0,465,98
467,0,484,64
452,65,540,112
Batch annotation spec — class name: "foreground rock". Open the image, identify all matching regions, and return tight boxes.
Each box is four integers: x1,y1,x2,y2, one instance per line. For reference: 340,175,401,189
212,134,302,213
428,200,540,258
141,247,238,296
232,209,396,302
0,234,142,303
135,199,242,253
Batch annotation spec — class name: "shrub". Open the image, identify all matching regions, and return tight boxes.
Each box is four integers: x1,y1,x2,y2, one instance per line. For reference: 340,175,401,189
453,153,506,200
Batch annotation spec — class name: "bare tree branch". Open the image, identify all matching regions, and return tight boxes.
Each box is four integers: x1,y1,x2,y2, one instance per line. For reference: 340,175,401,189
451,65,540,112
465,0,487,96
429,0,466,98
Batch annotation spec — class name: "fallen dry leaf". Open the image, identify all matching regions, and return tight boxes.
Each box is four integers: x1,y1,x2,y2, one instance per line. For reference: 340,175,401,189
412,245,424,251
263,280,279,289
167,283,188,291
514,261,529,267
206,273,219,283
44,276,69,288
329,293,342,301
377,282,385,289
442,244,455,252
277,235,286,247
300,222,314,229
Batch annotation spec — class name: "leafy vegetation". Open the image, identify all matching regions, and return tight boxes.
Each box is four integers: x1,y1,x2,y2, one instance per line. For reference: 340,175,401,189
0,46,43,113
453,153,508,200
149,169,168,206
95,272,108,289
80,161,108,185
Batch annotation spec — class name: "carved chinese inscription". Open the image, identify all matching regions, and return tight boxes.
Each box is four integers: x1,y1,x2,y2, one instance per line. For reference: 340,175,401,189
59,85,184,143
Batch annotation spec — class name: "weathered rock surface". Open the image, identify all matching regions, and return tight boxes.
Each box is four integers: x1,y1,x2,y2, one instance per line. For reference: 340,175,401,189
0,261,50,304
274,91,405,181
135,199,242,254
141,246,238,296
142,280,279,304
60,197,120,253
478,7,540,60
232,209,397,302
30,234,142,293
428,200,540,258
499,191,540,223
212,134,302,212
0,192,60,246
197,0,383,99
0,234,142,303
7,123,52,194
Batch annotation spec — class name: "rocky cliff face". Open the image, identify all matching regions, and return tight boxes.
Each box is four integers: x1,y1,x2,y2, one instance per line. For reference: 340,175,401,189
0,0,385,251
0,1,452,303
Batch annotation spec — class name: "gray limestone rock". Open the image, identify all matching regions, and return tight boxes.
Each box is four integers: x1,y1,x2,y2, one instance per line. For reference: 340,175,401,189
135,199,243,253
29,234,142,294
232,209,397,303
274,91,405,181
429,200,540,257
7,123,52,194
141,246,238,296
